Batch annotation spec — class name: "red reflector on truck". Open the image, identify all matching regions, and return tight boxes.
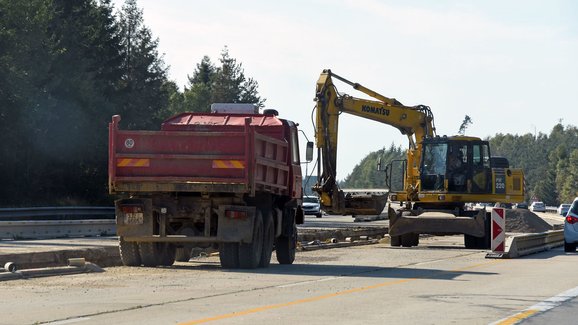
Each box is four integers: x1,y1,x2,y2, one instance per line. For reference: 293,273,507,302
121,206,143,214
226,210,247,220
121,205,144,225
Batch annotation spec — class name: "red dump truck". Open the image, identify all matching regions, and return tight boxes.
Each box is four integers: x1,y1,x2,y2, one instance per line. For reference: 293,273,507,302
108,105,312,269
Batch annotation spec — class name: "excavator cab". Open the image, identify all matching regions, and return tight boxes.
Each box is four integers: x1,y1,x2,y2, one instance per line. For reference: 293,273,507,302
420,137,492,194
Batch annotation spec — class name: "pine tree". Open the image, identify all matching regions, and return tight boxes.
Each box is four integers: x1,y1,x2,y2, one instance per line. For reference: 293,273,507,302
182,56,216,112
211,47,265,108
117,0,169,129
180,48,265,113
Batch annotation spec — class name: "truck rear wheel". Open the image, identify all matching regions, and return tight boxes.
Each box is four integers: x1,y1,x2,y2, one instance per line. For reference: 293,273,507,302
239,212,264,269
219,243,240,268
276,224,297,264
159,244,176,266
259,210,274,268
119,237,141,266
175,247,191,262
139,242,174,267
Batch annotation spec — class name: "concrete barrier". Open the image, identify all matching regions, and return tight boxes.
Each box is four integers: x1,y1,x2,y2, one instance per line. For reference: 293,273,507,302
504,230,564,258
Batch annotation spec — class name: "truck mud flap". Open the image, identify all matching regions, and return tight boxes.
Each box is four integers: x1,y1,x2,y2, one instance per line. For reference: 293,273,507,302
217,205,256,243
115,198,154,237
388,207,486,237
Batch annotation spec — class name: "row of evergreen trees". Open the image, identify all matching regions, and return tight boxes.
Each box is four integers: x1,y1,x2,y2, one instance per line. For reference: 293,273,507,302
341,124,578,206
0,0,262,206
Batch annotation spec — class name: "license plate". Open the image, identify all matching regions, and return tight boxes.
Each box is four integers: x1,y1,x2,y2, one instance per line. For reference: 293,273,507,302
124,213,144,225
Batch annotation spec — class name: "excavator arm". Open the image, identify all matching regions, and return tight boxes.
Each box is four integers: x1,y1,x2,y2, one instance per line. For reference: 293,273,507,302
313,69,435,214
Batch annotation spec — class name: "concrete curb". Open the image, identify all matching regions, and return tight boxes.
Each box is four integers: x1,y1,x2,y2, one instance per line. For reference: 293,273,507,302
0,227,389,269
0,262,104,282
297,227,389,242
299,239,380,251
0,246,121,269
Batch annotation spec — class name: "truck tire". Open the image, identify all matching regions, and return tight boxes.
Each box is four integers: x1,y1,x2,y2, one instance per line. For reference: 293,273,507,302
139,242,173,267
239,212,264,269
175,247,191,262
276,224,297,265
159,244,176,266
119,237,141,266
259,210,275,268
219,243,240,269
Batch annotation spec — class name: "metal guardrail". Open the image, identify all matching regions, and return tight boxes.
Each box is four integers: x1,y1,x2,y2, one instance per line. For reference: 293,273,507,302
0,207,114,220
0,207,116,240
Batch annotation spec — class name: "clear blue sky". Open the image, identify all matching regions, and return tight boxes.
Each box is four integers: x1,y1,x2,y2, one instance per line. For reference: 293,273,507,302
114,0,578,180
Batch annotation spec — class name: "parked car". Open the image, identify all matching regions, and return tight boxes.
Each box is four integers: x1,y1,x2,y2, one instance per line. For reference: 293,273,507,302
530,201,546,213
557,204,571,216
302,195,322,218
494,202,513,209
473,202,494,210
564,198,578,252
514,202,528,209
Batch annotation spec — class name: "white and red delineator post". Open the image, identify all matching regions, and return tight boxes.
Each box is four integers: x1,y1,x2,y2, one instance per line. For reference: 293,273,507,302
491,207,506,252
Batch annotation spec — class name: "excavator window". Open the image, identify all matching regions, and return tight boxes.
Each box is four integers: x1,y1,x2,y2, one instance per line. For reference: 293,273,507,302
421,140,492,193
471,143,491,193
447,144,468,192
421,143,447,191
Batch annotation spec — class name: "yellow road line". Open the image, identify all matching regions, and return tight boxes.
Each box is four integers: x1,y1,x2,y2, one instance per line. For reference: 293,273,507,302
180,278,412,325
494,310,539,325
179,259,505,325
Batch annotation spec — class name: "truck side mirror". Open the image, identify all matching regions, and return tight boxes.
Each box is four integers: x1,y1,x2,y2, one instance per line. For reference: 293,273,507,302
306,142,314,162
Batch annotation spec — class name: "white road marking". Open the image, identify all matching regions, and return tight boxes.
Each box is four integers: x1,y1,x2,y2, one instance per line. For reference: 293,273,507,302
276,276,343,288
42,317,91,325
491,285,578,324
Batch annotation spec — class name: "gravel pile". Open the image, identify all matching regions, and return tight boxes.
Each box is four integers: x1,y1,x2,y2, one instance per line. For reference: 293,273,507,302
506,209,553,233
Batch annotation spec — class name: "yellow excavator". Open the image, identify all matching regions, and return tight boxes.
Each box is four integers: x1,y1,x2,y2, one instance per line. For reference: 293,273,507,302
313,69,524,248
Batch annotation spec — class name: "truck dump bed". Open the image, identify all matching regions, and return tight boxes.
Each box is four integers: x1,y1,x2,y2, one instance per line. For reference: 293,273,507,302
108,113,291,195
